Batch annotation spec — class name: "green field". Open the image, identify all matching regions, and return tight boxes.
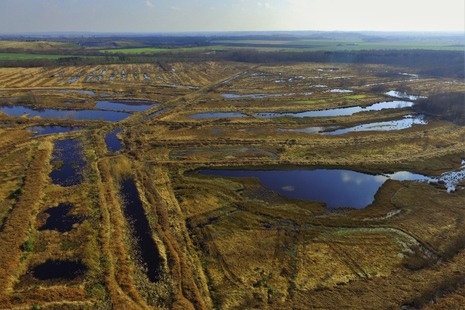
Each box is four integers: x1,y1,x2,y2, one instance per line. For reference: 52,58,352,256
0,53,98,61
100,45,228,54
0,53,75,60
212,38,465,51
101,38,464,55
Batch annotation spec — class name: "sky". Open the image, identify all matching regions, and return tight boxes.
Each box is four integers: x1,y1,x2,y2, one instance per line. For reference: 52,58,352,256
0,0,463,33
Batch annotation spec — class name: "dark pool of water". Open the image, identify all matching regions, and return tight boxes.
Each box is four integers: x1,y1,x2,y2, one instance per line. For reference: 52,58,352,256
199,169,432,209
1,105,131,122
96,100,157,112
50,139,86,187
254,100,414,118
32,260,87,280
105,128,123,153
324,115,427,135
120,179,162,282
189,112,248,119
27,126,84,136
39,203,83,233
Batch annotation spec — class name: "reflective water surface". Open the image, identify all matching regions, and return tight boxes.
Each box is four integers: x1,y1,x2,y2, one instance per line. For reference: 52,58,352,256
199,169,432,208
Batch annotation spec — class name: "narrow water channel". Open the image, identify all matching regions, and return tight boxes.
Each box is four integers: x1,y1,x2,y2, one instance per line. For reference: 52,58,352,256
120,179,162,282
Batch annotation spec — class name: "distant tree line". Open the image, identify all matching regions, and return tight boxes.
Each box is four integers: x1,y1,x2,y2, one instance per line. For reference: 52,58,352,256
221,49,465,79
0,48,462,79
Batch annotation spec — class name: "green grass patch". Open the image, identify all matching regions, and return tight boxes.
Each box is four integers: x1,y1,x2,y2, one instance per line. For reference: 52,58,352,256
101,45,228,54
0,53,82,60
101,47,168,54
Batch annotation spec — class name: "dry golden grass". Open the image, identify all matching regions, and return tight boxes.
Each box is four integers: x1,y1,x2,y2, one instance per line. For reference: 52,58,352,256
0,61,464,309
0,141,51,292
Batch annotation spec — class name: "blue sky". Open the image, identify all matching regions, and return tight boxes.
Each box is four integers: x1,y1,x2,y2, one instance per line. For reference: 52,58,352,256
0,0,463,33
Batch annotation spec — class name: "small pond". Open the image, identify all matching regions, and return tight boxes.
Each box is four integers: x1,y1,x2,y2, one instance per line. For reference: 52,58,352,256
1,105,131,122
39,203,83,233
189,112,248,119
96,100,157,112
50,139,86,187
199,169,433,209
27,126,84,136
32,260,87,280
254,100,414,118
120,179,162,282
105,128,123,153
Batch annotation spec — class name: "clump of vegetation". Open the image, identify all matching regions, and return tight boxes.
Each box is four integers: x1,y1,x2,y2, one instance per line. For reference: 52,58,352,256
21,239,34,252
414,92,465,125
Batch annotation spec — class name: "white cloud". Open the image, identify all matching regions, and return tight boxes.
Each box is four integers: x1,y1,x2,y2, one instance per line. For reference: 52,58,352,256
145,1,154,9
257,2,272,9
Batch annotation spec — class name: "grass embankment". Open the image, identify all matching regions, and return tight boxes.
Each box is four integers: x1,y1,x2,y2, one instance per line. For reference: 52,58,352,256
294,94,369,105
0,141,51,292
0,40,79,50
97,153,149,308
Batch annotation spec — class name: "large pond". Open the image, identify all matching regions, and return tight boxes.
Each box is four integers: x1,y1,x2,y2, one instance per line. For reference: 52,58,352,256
120,179,162,282
1,105,131,122
96,100,157,112
50,139,86,187
254,100,413,118
199,169,433,209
